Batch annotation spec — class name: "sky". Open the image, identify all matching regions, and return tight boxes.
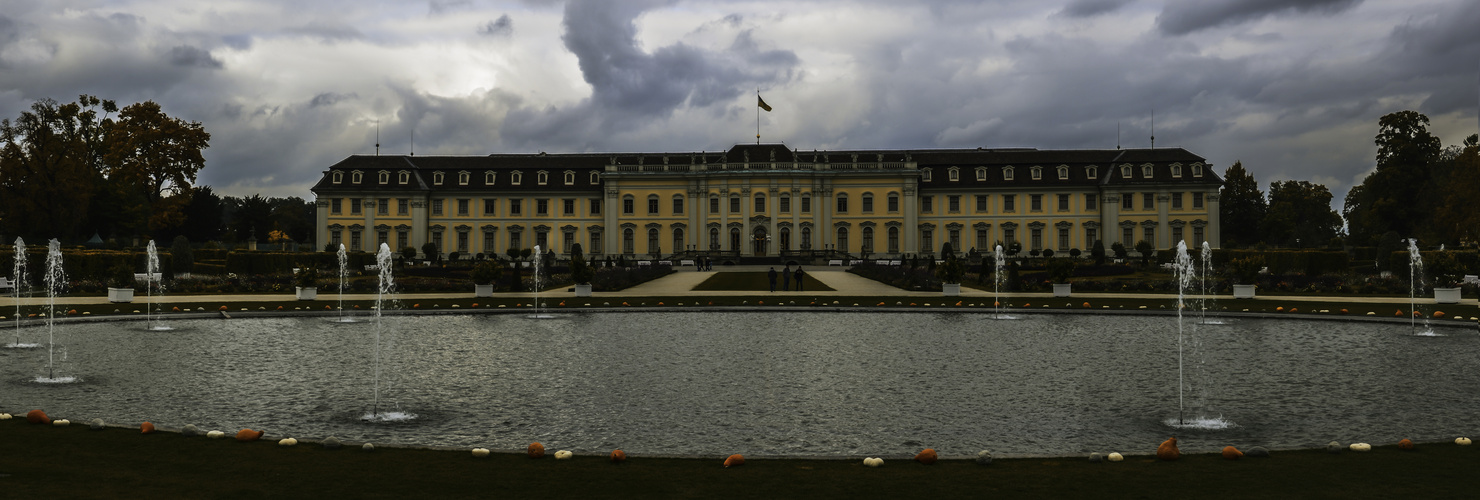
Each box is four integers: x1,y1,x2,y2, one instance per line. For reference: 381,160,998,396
1,0,1477,205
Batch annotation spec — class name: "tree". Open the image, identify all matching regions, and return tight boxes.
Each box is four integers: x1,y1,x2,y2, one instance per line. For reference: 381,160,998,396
1429,134,1480,246
104,100,211,238
171,235,194,274
1219,161,1266,247
1344,110,1442,244
1134,240,1154,266
1260,180,1343,248
178,187,224,243
0,96,114,241
1090,240,1106,265
1111,241,1128,261
569,243,594,284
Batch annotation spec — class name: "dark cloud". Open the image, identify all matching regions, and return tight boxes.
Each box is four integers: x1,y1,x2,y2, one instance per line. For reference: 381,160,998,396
1158,0,1362,35
0,15,19,45
283,21,363,43
309,92,355,108
221,34,253,50
1057,0,1134,18
1382,3,1480,117
168,45,223,69
429,0,473,16
477,15,513,37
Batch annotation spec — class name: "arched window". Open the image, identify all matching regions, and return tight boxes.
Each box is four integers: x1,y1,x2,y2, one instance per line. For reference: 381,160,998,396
430,172,441,185
975,167,988,181
729,227,741,250
921,169,932,182
1086,166,1098,179
485,172,495,185
888,227,899,253
647,228,659,255
378,171,389,184
948,167,959,181
537,171,548,185
590,171,600,184
709,227,720,249
801,227,812,249
1003,167,1015,181
1171,164,1183,178
564,171,575,185
837,227,849,252
1057,166,1069,179
672,227,684,253
458,171,470,185
1030,166,1043,180
1121,165,1132,178
399,171,410,184
779,227,791,250
862,226,874,253
511,171,522,185
622,228,635,254
1142,165,1153,178
332,171,343,184
862,192,874,212
352,171,364,183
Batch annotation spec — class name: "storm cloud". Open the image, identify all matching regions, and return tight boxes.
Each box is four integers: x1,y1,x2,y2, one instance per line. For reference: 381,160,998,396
1157,0,1363,35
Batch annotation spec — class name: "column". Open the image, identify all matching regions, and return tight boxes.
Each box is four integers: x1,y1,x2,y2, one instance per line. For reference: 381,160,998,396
315,200,329,252
1101,191,1120,246
1156,193,1170,249
819,184,833,251
604,185,620,255
902,178,918,254
362,200,377,252
410,198,428,255
1206,191,1222,249
740,186,753,256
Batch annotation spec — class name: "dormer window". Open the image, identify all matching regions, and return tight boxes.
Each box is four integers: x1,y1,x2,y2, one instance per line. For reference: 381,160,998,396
332,171,343,184
975,167,988,181
1086,166,1098,179
511,171,522,185
921,168,932,182
948,167,960,182
398,171,410,184
1057,165,1069,180
1170,163,1183,178
1121,165,1132,178
351,171,363,184
536,171,548,185
458,171,470,185
378,170,389,184
563,171,575,185
1142,164,1154,178
485,172,496,185
1030,166,1042,180
590,171,600,184
1004,166,1015,181
432,172,444,185
1192,163,1204,177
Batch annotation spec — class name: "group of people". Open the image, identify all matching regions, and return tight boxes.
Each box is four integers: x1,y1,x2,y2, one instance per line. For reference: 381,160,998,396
695,257,714,271
767,265,804,292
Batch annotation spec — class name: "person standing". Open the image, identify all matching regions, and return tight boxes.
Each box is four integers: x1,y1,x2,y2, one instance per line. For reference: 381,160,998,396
767,267,778,292
782,264,791,291
794,267,804,291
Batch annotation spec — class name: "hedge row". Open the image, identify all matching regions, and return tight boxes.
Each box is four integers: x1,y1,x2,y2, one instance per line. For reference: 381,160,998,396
1385,251,1480,278
224,251,379,275
1149,249,1352,276
0,249,175,285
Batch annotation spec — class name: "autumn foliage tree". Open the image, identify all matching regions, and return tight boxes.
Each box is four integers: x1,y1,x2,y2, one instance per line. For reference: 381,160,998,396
104,100,211,236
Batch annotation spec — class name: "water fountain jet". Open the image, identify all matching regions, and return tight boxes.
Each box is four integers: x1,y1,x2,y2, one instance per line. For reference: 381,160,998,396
38,239,75,383
8,237,38,348
143,240,171,331
364,243,414,422
333,244,355,323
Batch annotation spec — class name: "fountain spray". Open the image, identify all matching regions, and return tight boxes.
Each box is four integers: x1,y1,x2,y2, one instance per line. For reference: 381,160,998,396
994,245,1005,319
371,243,394,418
145,240,159,330
12,237,26,345
1200,242,1212,325
337,244,348,322
44,239,65,380
1173,241,1196,425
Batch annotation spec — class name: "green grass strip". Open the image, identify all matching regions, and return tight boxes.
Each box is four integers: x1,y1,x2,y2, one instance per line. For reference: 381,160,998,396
691,272,836,292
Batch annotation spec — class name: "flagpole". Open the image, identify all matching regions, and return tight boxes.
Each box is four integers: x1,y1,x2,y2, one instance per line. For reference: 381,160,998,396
756,88,761,144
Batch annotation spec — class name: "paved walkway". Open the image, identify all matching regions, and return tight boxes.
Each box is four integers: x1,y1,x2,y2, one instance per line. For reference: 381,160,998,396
0,265,1473,307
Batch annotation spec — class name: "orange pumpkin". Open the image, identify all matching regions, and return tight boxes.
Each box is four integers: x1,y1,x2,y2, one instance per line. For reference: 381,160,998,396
1083,302,1091,308
1276,306,1284,312
1289,308,1298,313
219,306,228,311
1398,438,1414,450
1434,311,1446,318
610,449,627,463
724,454,745,468
1395,310,1404,317
235,429,265,441
1340,309,1349,314
141,422,156,434
528,442,545,459
26,409,51,425
915,448,938,465
1221,446,1243,460
1157,437,1181,461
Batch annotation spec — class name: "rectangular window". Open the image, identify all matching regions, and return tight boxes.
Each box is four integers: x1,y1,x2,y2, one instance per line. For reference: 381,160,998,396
1086,228,1097,246
920,196,932,213
780,197,791,213
836,196,848,213
1031,228,1042,250
921,230,933,253
1122,195,1133,210
887,195,898,212
537,199,549,215
430,200,442,216
649,197,659,215
1192,192,1204,209
1123,227,1134,246
1004,228,1016,246
591,232,602,253
949,229,960,251
378,230,388,248
377,198,389,215
509,199,522,216
510,232,521,250
975,195,988,213
862,196,873,213
1193,226,1205,245
350,198,362,215
564,199,576,215
331,230,342,247
1058,194,1069,211
483,199,496,216
1144,227,1155,246
1058,228,1069,251
1172,226,1184,245
1144,193,1155,210
801,196,811,213
458,231,469,252
623,198,634,215
1085,194,1097,211
350,231,362,251
673,197,684,215
563,231,575,253
397,230,408,249
1031,194,1042,212
330,198,342,214
755,196,766,213
976,229,988,251
730,197,741,213
710,197,720,213
536,231,548,250
1003,195,1015,212
1171,192,1183,209
398,199,408,215
457,199,469,216
591,199,601,215
948,195,960,213
483,232,495,253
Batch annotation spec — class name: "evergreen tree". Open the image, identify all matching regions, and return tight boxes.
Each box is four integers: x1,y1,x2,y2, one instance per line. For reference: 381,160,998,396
1219,161,1265,247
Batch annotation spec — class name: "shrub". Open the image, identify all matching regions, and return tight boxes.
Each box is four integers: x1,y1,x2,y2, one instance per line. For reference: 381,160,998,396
295,266,320,288
471,260,501,285
422,242,440,262
935,256,965,284
568,243,594,284
1229,257,1264,285
109,264,135,289
401,246,417,261
1046,257,1076,283
172,236,194,272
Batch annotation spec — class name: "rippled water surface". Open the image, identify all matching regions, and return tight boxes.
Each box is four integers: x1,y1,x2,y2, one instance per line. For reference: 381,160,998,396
3,312,1476,457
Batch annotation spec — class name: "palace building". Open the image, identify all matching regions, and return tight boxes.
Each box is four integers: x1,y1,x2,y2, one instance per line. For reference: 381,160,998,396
311,143,1223,260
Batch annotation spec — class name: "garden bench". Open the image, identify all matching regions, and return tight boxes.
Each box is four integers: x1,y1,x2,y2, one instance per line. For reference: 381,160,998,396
1464,275,1479,285
0,277,12,292
680,259,695,266
828,260,843,266
658,260,672,266
637,261,652,266
133,272,162,282
888,260,901,266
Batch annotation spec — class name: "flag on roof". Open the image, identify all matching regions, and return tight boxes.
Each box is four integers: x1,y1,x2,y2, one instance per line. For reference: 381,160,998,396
757,95,772,112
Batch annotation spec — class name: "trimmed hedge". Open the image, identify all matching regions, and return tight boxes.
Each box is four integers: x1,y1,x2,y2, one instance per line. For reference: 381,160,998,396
0,249,174,285
224,251,378,275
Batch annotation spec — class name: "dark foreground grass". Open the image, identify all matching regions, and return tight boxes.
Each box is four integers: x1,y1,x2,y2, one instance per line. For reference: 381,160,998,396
3,420,1478,499
691,272,835,292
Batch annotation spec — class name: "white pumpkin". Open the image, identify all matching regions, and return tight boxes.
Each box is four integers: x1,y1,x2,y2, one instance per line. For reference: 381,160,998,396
53,419,71,426
362,443,375,451
278,438,299,446
555,450,573,460
472,448,491,457
207,430,226,439
863,457,884,467
1350,443,1372,452
1107,452,1124,462
0,413,11,420
1456,437,1472,446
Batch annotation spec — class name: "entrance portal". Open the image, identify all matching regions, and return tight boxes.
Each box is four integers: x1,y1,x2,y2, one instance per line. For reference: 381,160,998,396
752,227,769,257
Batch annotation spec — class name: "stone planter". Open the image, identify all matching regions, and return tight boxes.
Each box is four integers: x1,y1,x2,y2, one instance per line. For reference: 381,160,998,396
1052,283,1072,298
474,284,494,298
295,286,317,301
108,287,134,303
942,283,961,296
575,284,593,297
1434,287,1462,305
1233,284,1257,299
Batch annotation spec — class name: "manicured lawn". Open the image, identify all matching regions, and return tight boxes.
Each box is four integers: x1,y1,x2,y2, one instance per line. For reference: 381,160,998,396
3,419,1477,498
692,272,836,292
